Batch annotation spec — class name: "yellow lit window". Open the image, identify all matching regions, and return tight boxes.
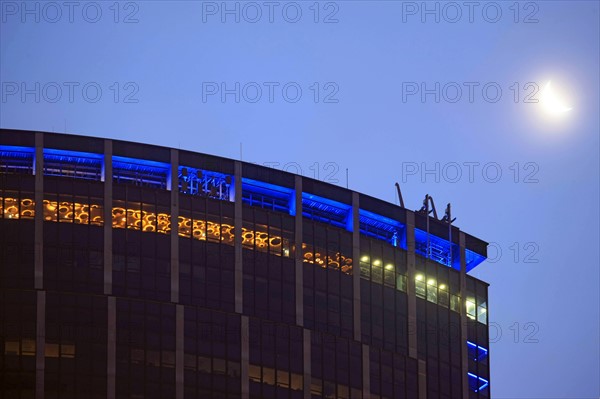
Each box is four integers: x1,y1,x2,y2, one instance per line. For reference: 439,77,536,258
466,298,477,320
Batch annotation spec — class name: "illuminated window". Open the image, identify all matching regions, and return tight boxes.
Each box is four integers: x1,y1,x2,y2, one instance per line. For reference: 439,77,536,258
45,343,59,358
58,201,74,223
249,364,261,383
112,202,126,228
4,339,35,356
178,215,192,237
466,298,477,320
90,203,103,226
60,344,75,358
43,199,58,221
415,274,426,298
450,294,461,313
262,367,275,385
396,274,407,292
383,263,395,287
21,198,35,219
438,285,449,308
4,341,20,355
311,377,323,395
157,211,170,233
360,255,370,278
290,373,303,391
426,279,437,303
2,196,20,219
22,339,35,356
478,301,487,324
276,370,290,388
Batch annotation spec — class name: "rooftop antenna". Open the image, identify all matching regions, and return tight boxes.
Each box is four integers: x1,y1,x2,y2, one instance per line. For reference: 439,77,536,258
346,168,349,189
394,182,405,208
442,203,456,266
239,143,243,161
417,194,439,260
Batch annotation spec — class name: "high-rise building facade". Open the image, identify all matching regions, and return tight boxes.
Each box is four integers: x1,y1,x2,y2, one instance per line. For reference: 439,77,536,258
0,129,490,399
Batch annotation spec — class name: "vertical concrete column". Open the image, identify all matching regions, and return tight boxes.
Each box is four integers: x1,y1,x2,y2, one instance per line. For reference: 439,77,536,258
418,359,427,399
107,296,116,399
34,132,43,289
234,162,243,314
361,343,370,397
103,140,113,295
459,232,469,399
35,290,45,399
175,304,184,399
241,315,249,399
302,328,311,399
405,211,418,359
294,176,303,326
351,192,361,342
170,149,180,303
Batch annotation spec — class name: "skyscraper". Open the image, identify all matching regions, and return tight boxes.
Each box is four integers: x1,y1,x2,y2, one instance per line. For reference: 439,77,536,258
0,129,490,398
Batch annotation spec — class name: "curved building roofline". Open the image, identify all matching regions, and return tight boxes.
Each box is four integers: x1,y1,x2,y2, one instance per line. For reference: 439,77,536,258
0,128,488,270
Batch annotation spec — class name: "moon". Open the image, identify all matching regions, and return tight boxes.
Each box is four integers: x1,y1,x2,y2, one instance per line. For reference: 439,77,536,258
540,81,572,116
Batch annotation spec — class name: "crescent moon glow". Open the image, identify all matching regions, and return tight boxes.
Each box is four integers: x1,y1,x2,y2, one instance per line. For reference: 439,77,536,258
540,81,572,116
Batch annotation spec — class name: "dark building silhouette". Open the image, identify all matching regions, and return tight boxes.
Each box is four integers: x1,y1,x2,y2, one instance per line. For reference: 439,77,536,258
0,129,490,399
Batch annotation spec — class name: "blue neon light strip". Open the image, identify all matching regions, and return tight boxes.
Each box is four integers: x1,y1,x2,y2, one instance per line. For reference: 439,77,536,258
242,178,294,215
415,228,457,268
44,148,103,160
466,248,486,272
467,340,489,361
0,145,35,154
113,156,170,170
179,165,233,201
43,148,103,181
113,156,170,189
302,192,351,230
0,145,35,175
468,372,489,392
359,209,406,249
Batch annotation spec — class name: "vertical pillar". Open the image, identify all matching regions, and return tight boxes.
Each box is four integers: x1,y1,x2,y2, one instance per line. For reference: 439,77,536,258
241,315,249,399
459,232,469,399
302,329,311,399
107,296,116,399
351,192,361,342
362,343,370,397
234,162,243,314
294,176,303,326
34,132,44,398
405,211,417,359
34,132,43,289
170,149,180,303
35,291,45,399
175,304,184,399
103,140,113,295
418,359,427,399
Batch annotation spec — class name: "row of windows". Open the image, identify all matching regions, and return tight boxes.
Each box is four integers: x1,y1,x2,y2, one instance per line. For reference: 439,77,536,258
415,273,462,313
0,195,356,273
5,340,76,359
249,365,303,391
309,378,362,399
0,194,104,226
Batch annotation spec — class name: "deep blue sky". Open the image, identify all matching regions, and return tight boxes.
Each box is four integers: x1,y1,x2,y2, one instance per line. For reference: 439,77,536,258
1,1,599,397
